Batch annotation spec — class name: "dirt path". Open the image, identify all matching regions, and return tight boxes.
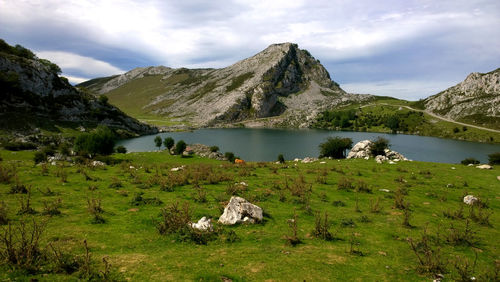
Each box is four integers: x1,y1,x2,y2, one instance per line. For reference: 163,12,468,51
361,103,500,133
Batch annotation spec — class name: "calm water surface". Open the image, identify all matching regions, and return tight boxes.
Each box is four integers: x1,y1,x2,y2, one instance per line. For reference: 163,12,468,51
117,128,500,163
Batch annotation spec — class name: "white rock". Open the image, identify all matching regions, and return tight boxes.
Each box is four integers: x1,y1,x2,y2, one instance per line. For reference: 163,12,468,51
463,195,478,205
497,176,500,181
190,217,213,231
476,164,492,170
294,158,301,162
218,196,263,225
468,164,474,167
301,157,317,163
320,161,326,164
389,161,396,164
451,167,456,170
91,160,105,167
170,166,185,172
379,189,390,193
375,155,388,164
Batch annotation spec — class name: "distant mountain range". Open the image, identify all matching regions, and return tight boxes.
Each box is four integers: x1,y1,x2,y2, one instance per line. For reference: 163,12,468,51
0,39,156,136
80,43,499,131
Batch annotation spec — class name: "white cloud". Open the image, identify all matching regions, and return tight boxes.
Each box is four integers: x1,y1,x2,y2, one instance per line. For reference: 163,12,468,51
35,51,124,77
63,75,89,85
342,80,458,101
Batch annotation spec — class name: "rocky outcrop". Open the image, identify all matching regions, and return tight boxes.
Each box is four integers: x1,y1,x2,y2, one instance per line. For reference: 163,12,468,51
423,68,500,129
80,43,373,129
347,140,408,163
187,144,225,160
218,196,263,225
0,42,157,136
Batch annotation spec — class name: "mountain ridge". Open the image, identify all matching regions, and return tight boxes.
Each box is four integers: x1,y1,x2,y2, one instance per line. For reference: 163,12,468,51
80,43,373,128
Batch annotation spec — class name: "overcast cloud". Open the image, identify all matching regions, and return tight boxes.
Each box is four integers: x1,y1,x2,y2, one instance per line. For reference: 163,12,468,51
1,0,499,100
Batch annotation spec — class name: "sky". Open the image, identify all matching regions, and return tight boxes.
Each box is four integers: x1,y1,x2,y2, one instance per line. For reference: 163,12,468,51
1,0,499,100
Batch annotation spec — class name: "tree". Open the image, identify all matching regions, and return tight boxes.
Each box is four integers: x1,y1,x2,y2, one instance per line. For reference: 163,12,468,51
174,140,186,155
154,136,162,150
74,125,116,157
163,137,174,153
277,154,285,164
225,152,235,163
98,95,109,105
488,152,500,165
370,137,390,156
319,137,353,159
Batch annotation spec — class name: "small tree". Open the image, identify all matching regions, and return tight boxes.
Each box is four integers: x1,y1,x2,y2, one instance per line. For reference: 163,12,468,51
488,152,500,165
370,137,389,156
174,140,186,155
277,154,285,164
154,136,162,150
98,95,109,105
225,152,235,163
319,137,353,159
210,146,219,152
163,137,174,152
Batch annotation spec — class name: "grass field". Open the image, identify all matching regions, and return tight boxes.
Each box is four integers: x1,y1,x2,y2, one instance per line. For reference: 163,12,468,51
0,150,498,281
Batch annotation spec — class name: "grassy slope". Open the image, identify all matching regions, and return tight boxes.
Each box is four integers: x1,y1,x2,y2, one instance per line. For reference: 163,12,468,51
0,150,498,281
334,99,500,143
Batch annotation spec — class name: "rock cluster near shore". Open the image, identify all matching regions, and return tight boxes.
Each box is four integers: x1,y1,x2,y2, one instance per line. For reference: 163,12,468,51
187,144,226,161
347,140,408,163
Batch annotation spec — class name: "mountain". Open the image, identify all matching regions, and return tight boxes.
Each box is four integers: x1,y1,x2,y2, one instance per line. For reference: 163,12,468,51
80,43,372,128
0,39,157,136
422,68,500,129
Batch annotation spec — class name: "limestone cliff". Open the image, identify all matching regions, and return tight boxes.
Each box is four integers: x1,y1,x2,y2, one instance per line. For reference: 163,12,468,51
423,68,500,129
0,40,157,135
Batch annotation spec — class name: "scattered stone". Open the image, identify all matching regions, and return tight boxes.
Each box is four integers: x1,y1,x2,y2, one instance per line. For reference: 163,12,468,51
446,183,454,188
91,160,106,167
218,196,263,225
451,167,456,170
476,164,492,170
128,208,139,212
170,166,185,172
378,251,387,256
388,161,396,164
375,155,388,164
463,195,478,205
497,176,500,181
379,189,390,193
301,157,317,163
293,158,301,162
468,163,474,167
320,161,326,164
187,144,226,160
190,216,213,231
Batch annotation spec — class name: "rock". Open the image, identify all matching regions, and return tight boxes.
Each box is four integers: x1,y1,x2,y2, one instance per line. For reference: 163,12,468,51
218,196,263,225
170,166,185,172
388,161,396,164
375,155,388,164
476,164,492,169
347,140,373,159
379,189,390,193
293,158,301,162
320,161,326,164
497,176,500,181
451,167,456,170
463,195,478,205
301,157,317,163
91,160,106,167
468,163,474,167
190,217,213,232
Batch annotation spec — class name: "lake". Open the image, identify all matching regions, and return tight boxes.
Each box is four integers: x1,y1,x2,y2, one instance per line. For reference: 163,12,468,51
116,128,500,163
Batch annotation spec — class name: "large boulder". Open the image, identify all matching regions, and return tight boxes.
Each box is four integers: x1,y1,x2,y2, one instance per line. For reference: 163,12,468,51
476,164,492,170
346,140,373,159
347,140,408,162
218,196,263,225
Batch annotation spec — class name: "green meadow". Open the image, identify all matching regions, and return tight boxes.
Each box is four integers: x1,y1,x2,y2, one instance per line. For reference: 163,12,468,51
0,150,498,281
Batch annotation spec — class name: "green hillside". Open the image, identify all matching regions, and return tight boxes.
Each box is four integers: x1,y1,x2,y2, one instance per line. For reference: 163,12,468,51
0,149,498,280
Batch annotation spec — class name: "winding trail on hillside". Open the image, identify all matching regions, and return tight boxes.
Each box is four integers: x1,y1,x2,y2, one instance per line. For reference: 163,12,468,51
361,103,500,133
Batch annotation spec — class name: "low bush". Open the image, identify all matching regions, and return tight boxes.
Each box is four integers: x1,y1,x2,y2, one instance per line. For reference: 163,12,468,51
488,152,500,165
407,227,447,275
284,210,301,246
42,198,62,216
312,211,337,241
130,192,163,206
115,145,127,154
210,145,219,152
87,197,105,224
74,125,116,157
318,137,353,159
277,154,285,164
461,157,480,165
0,201,8,225
224,152,235,163
370,137,390,156
34,151,47,164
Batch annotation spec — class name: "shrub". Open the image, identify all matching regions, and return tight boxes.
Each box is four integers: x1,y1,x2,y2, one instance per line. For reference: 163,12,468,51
284,210,301,246
370,137,389,156
87,197,105,224
407,227,447,275
98,95,108,104
209,145,219,152
115,145,127,154
164,137,174,152
42,198,62,216
74,126,116,156
224,152,235,163
155,202,192,235
488,152,500,165
337,177,354,191
277,154,285,164
174,140,186,155
318,137,353,158
33,151,47,164
130,192,163,206
461,157,479,165
312,211,336,241
0,163,16,184
453,127,460,133
3,142,37,151
0,201,8,225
